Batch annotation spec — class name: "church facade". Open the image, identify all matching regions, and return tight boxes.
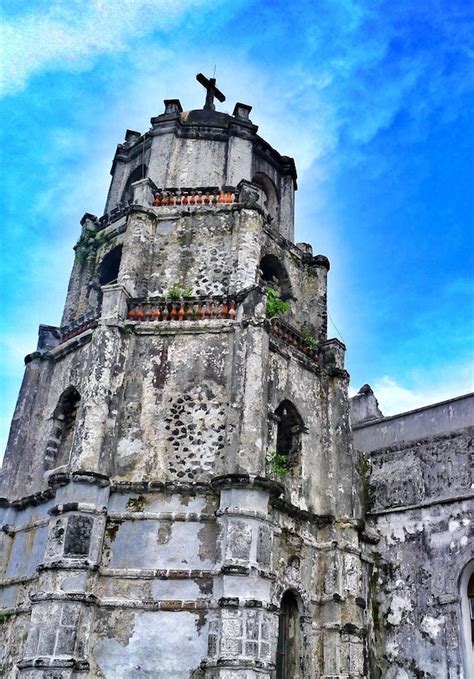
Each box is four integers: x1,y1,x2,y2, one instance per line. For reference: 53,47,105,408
0,78,472,678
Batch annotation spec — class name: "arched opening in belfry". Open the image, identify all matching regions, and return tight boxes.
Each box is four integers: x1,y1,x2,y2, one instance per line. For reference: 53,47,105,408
252,172,279,224
99,245,123,286
275,400,303,473
45,386,81,469
121,164,147,205
276,590,300,679
259,254,292,300
460,560,474,674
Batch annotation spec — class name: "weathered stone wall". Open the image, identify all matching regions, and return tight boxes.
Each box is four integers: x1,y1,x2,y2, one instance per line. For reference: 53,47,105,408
0,339,94,499
352,395,474,678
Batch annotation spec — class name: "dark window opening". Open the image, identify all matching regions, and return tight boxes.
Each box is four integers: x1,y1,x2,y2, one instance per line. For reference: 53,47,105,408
275,400,303,472
259,254,291,300
252,172,279,223
276,591,300,679
99,245,123,286
45,386,81,469
469,573,474,643
121,164,147,205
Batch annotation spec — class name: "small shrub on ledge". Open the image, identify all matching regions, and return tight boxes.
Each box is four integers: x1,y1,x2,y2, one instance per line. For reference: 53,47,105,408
266,450,288,477
265,288,290,320
301,326,318,351
168,283,193,300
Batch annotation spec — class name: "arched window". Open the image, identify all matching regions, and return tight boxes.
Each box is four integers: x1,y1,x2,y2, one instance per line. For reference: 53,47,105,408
45,387,81,469
121,164,147,205
259,254,291,300
275,400,303,473
460,560,474,676
99,245,123,286
276,591,300,679
252,172,279,224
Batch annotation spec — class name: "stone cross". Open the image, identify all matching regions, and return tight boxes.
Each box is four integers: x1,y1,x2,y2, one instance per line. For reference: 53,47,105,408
196,72,226,111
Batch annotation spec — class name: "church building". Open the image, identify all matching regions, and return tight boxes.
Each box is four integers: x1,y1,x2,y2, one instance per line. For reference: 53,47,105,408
1,76,472,679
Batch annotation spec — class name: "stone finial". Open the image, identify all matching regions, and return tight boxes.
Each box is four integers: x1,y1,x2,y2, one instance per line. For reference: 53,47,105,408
163,99,183,115
233,102,252,120
37,325,61,352
350,384,384,425
125,129,141,143
296,242,313,256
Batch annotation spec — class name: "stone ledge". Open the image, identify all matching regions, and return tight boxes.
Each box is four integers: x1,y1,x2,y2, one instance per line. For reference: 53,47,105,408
367,490,474,516
37,560,99,572
269,336,320,374
0,603,31,618
49,502,107,516
107,510,215,522
202,657,275,670
30,591,98,604
211,474,284,497
2,517,49,535
216,507,275,524
17,657,89,670
110,480,213,495
0,573,38,588
271,496,334,526
98,567,215,579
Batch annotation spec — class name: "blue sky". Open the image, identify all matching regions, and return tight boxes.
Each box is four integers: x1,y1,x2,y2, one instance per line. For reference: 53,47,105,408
1,0,473,456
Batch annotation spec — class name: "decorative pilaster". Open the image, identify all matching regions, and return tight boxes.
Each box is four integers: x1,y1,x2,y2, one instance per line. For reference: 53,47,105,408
17,473,109,678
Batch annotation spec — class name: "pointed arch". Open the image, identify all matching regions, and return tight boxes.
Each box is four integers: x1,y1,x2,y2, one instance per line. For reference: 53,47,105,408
259,254,292,300
45,386,81,470
275,400,304,473
252,172,279,223
276,590,300,679
460,559,474,677
99,244,123,286
121,164,147,205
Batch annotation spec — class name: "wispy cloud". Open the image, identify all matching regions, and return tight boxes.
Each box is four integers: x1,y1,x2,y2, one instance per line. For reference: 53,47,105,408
350,360,474,416
0,0,217,95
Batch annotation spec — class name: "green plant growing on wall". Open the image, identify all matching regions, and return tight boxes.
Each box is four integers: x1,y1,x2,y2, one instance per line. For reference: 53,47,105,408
74,234,91,263
265,288,289,320
168,283,193,300
301,326,318,351
74,230,108,264
266,450,288,477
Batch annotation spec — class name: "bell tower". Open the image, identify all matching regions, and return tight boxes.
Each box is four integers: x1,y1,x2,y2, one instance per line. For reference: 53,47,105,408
1,77,369,678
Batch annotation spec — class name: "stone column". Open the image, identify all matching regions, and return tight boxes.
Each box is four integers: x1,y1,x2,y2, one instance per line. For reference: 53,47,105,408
17,473,109,678
204,479,278,678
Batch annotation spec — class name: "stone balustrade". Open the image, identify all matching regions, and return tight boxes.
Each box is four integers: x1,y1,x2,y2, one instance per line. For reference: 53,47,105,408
127,297,237,322
270,320,319,363
59,311,100,344
151,186,235,207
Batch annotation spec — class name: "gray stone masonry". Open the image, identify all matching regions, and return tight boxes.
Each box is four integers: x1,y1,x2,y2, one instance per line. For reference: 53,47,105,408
352,390,474,678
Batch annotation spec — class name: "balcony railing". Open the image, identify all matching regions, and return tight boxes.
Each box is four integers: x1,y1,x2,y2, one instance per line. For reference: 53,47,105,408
96,204,132,229
270,320,319,363
127,297,237,322
59,311,100,344
151,187,235,207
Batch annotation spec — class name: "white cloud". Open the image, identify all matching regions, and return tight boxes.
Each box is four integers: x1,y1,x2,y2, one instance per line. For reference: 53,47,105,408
350,364,474,417
0,0,215,95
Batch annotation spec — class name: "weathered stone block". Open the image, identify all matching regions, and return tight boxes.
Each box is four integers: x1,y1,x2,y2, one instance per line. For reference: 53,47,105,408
227,520,252,560
64,515,93,557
